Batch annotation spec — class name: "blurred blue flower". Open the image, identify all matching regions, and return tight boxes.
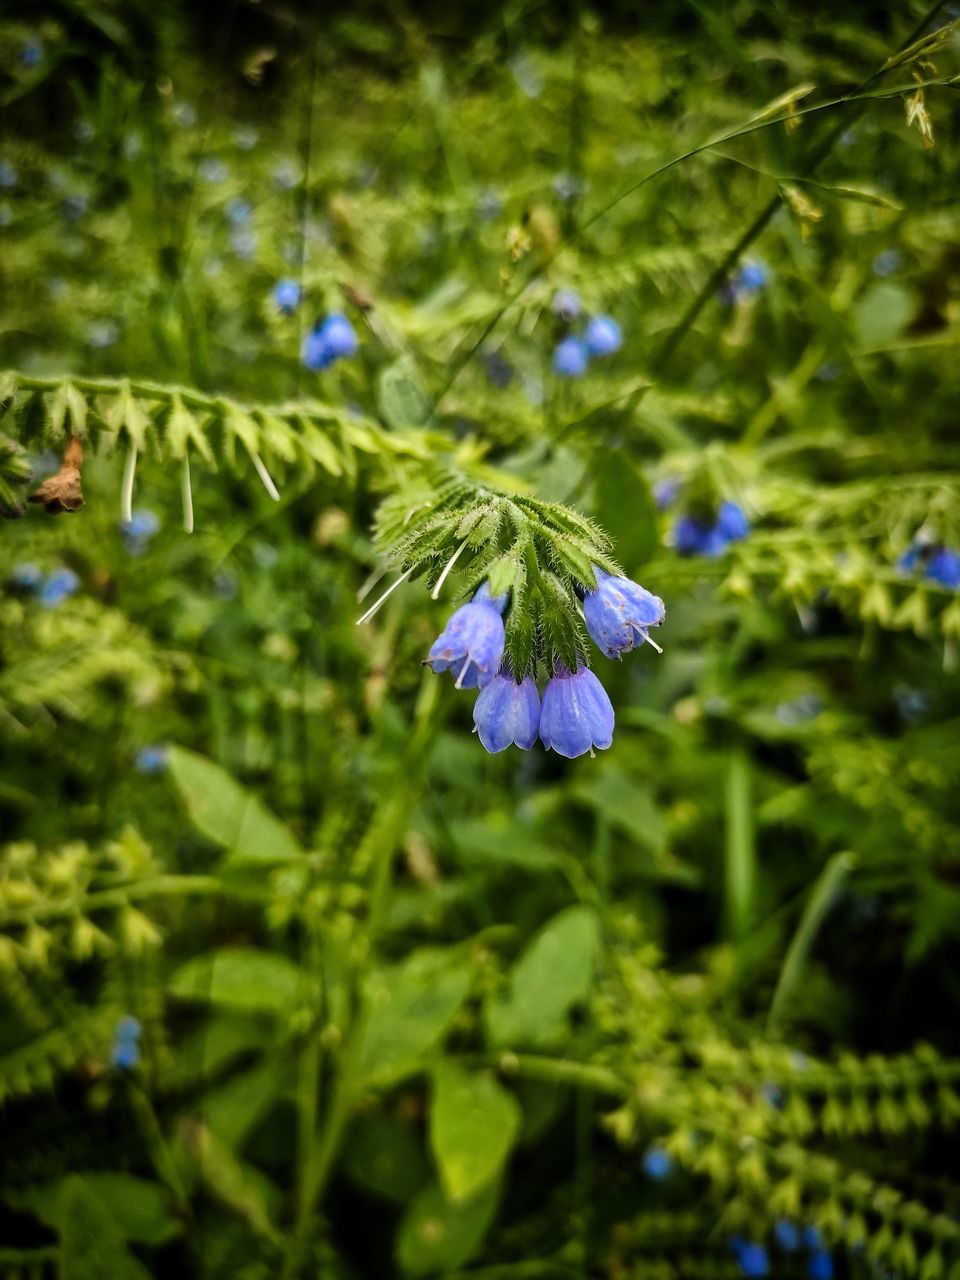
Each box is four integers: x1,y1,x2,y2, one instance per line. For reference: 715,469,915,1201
585,314,622,357
776,693,824,726
10,563,43,591
583,568,665,658
734,1242,769,1278
553,336,588,378
135,746,168,775
774,1219,800,1251
899,541,960,590
226,196,252,225
427,584,506,690
642,1145,673,1180
475,188,502,221
761,1082,785,1110
873,249,902,277
273,278,302,313
74,119,95,145
739,260,767,293
893,684,930,724
21,36,44,67
110,1016,142,1071
173,102,197,127
473,673,541,752
303,314,358,369
653,477,679,511
39,568,79,609
808,1251,834,1280
62,194,88,220
87,321,120,349
484,350,513,389
552,172,584,202
552,288,581,321
509,51,543,98
272,159,301,190
802,1226,824,1250
198,156,228,183
539,667,614,758
229,227,258,259
233,125,259,150
0,160,17,190
123,132,142,160
674,502,749,556
121,509,160,555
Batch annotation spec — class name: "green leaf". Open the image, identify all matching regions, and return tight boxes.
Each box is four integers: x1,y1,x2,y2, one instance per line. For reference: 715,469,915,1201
485,906,601,1048
592,449,658,571
114,381,151,451
724,747,756,941
343,1111,431,1203
181,1126,280,1244
853,283,914,349
166,746,302,863
17,1174,179,1246
377,356,432,429
359,949,472,1086
396,1178,499,1276
430,1062,520,1203
169,948,309,1014
203,1055,290,1146
58,1176,152,1280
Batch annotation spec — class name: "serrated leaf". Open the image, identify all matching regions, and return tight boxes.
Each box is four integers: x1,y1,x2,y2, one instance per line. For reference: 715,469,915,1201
485,906,601,1048
115,382,151,450
430,1063,520,1202
169,948,308,1013
166,746,302,863
296,417,343,476
164,395,214,464
65,383,88,436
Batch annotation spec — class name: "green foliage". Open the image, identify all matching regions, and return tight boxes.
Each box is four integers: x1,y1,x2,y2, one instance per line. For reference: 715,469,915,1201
2,3,960,1279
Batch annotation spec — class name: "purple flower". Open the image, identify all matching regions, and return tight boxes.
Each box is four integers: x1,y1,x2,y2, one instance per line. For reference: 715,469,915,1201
583,568,665,658
585,314,622,357
473,673,540,752
554,336,588,377
539,667,614,758
427,585,506,690
273,279,301,313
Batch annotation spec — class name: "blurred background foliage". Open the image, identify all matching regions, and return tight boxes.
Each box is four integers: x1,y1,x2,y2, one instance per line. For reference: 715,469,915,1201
2,0,960,1277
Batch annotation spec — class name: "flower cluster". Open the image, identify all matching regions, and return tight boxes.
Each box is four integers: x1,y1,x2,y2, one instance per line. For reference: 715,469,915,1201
9,563,80,608
426,568,664,758
302,313,358,371
730,1222,834,1280
673,500,750,557
898,539,960,590
552,290,623,377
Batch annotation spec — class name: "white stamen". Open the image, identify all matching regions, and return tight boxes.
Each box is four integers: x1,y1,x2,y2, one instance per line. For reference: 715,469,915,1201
431,540,468,600
455,657,473,690
120,445,138,525
251,452,281,501
356,567,413,625
181,456,194,533
643,634,664,655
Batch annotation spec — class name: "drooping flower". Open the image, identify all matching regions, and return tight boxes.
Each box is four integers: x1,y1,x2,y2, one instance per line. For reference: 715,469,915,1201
39,568,79,609
585,314,622,356
473,673,540,752
583,567,665,658
135,746,168,775
302,313,358,370
808,1251,833,1280
716,500,750,542
898,541,960,590
539,666,614,758
121,509,160,555
426,585,506,690
553,336,588,378
733,1242,769,1278
738,260,767,293
674,501,749,557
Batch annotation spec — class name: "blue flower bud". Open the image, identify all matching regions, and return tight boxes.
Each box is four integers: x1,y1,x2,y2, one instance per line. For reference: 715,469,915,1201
585,315,622,356
110,1015,142,1070
553,336,588,378
738,261,767,292
427,585,507,690
552,288,581,321
583,568,665,659
473,673,541,752
303,326,334,371
716,501,750,543
273,279,302,313
774,1219,799,1251
642,1145,673,1180
39,568,80,609
320,313,358,360
539,667,614,758
808,1251,833,1280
